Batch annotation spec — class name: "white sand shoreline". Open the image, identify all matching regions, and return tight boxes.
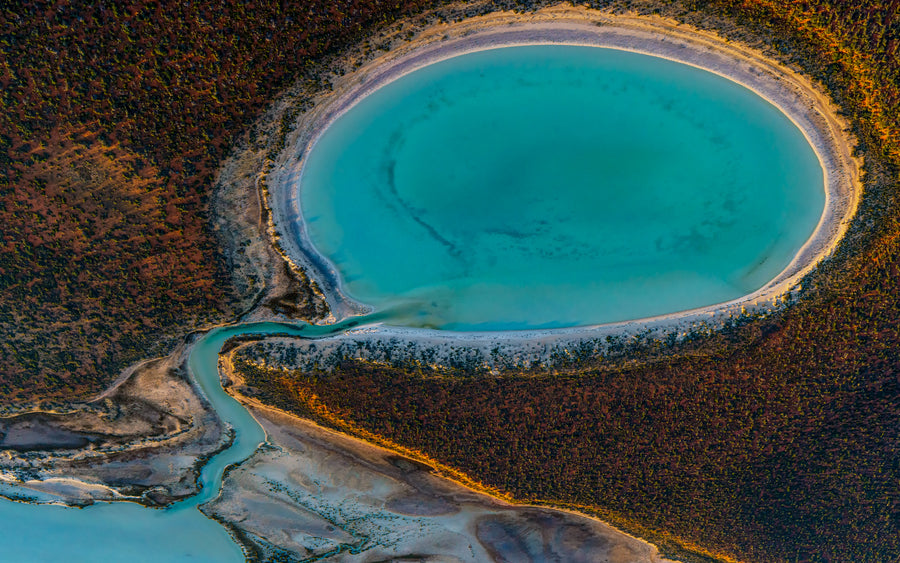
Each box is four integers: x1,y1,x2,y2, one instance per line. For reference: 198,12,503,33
265,6,861,348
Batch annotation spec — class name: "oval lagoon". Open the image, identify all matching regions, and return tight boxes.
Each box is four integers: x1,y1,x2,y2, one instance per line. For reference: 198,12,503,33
299,45,825,330
0,32,847,563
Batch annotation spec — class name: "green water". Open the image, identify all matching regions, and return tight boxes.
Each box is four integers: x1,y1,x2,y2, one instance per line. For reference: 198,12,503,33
300,46,824,329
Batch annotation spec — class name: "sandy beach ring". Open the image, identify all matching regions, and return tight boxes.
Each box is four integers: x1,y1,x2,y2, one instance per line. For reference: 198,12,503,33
264,6,861,344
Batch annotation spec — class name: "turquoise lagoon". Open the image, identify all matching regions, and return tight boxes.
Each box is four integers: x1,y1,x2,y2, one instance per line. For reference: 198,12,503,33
0,46,827,561
300,46,825,329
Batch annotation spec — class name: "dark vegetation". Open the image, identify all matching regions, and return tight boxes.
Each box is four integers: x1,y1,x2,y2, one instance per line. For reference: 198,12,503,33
0,0,439,403
231,3,900,562
3,0,899,560
237,300,900,562
5,0,895,402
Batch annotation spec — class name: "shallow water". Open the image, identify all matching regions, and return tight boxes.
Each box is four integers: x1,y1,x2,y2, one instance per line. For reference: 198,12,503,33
0,45,827,560
299,46,824,330
0,321,360,562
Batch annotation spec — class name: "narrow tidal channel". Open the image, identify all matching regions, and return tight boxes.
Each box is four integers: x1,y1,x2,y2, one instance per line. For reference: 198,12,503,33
0,320,365,562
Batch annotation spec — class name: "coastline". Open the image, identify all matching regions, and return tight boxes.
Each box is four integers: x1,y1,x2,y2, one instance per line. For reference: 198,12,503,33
207,345,679,563
0,337,233,508
264,6,861,344
0,4,881,562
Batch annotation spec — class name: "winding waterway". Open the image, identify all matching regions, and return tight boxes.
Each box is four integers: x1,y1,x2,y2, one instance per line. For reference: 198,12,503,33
0,38,845,562
0,321,364,562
